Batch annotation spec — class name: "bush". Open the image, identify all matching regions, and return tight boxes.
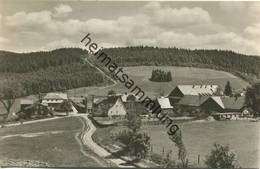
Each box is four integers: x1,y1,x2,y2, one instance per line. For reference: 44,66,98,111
149,152,176,168
205,143,239,168
115,130,132,145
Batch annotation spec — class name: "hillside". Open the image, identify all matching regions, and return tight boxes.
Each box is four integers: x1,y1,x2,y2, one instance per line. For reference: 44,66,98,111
0,46,259,98
68,66,249,98
100,47,260,82
0,48,112,97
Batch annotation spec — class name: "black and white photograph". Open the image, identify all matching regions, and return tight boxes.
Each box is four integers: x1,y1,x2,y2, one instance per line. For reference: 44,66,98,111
0,0,260,168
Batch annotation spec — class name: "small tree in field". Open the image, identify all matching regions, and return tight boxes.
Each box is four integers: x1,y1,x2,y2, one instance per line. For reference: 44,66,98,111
117,110,150,160
0,84,21,121
169,130,188,167
205,143,239,168
224,81,232,96
127,111,142,133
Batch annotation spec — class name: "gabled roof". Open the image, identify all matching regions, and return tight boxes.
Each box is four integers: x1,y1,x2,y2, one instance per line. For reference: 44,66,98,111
21,99,34,105
210,96,245,110
177,95,209,107
157,97,173,109
170,85,219,96
43,93,68,100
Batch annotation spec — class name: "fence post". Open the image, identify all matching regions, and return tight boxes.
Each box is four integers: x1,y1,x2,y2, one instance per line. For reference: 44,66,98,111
198,154,200,165
162,147,165,156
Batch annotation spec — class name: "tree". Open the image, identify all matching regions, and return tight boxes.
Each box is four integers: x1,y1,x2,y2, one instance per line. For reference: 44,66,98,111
224,81,232,96
118,109,150,160
169,130,188,168
60,100,72,116
205,143,239,168
126,110,142,133
128,132,150,159
244,85,259,117
150,69,172,82
0,85,20,121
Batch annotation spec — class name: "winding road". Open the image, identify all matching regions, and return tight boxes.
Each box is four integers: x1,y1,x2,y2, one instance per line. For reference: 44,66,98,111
77,114,135,168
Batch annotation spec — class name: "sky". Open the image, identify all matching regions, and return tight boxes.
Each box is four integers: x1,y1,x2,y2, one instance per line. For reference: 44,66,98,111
0,0,260,55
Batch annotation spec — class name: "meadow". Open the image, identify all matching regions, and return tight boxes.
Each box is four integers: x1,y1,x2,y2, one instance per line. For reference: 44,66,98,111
108,120,260,168
0,117,104,167
68,66,249,97
142,120,260,168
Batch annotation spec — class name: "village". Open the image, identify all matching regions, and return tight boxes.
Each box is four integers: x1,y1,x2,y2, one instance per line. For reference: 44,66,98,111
14,82,260,124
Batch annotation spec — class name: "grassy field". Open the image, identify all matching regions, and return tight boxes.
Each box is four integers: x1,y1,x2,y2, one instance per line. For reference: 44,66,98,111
141,121,260,168
100,120,260,168
0,117,104,167
68,66,249,97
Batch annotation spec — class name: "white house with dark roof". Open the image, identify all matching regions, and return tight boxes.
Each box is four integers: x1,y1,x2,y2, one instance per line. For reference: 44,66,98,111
42,92,68,104
41,93,68,110
168,84,219,104
108,97,127,119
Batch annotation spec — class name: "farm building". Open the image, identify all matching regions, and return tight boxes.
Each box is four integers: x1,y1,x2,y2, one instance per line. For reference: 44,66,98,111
20,99,34,111
168,85,219,104
201,96,245,120
17,102,53,119
42,92,68,109
155,97,174,115
177,95,209,110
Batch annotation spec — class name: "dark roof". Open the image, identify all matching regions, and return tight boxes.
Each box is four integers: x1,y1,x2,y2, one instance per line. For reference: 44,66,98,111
221,96,245,110
177,95,209,107
208,96,245,110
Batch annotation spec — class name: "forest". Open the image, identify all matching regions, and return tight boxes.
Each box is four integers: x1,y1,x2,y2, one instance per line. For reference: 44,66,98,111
150,69,172,82
101,46,260,82
0,48,111,97
0,46,259,98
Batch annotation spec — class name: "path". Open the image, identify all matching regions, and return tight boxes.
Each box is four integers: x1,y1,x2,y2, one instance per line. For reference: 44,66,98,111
75,116,108,167
79,114,135,168
0,116,62,128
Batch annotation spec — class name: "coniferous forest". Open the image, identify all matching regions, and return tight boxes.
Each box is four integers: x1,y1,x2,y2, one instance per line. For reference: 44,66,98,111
0,46,260,97
0,48,112,97
150,69,172,82
102,46,260,81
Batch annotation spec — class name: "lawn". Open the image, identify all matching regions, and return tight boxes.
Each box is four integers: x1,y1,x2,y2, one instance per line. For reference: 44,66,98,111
93,120,260,168
0,116,104,167
68,66,249,97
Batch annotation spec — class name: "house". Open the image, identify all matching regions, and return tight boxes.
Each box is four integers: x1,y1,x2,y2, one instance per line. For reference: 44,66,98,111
155,97,174,115
17,102,53,119
177,95,209,110
201,96,245,120
41,92,68,109
168,85,219,104
108,97,127,119
20,99,34,111
93,95,124,117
